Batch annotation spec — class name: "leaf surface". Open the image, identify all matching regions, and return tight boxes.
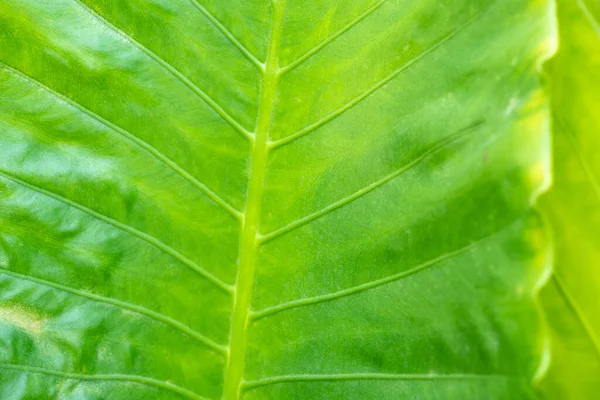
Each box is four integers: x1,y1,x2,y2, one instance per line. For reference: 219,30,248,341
540,0,600,397
0,0,553,399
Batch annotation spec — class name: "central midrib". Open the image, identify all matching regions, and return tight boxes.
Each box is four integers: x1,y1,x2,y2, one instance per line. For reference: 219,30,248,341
222,1,286,399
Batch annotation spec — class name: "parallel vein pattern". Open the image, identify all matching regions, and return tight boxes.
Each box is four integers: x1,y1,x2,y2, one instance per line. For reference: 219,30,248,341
0,170,232,293
0,0,553,399
73,0,253,139
269,5,489,149
0,62,242,219
241,1,552,399
0,268,226,353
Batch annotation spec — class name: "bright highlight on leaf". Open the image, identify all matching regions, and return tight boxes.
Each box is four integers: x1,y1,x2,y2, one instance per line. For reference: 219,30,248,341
0,0,595,399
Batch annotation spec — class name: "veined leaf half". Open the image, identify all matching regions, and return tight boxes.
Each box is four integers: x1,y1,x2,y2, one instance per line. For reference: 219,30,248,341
0,0,553,399
540,0,600,397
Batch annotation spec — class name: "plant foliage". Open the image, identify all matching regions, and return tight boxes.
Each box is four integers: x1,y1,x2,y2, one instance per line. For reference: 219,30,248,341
539,0,600,398
0,0,597,399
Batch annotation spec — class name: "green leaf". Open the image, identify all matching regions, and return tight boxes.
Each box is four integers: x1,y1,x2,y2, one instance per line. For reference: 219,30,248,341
540,0,600,397
0,0,553,399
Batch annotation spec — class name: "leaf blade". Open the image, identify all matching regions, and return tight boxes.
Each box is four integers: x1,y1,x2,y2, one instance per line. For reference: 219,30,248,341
0,0,555,399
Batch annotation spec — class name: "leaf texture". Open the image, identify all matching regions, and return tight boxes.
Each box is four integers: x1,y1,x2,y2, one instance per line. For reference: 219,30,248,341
539,0,600,397
0,0,553,399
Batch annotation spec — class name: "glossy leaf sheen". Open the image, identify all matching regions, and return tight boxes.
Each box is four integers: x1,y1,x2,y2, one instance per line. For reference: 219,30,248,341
0,1,552,399
540,0,600,397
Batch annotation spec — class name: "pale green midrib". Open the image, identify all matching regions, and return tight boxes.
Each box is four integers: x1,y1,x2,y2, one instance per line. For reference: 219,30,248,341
222,1,286,399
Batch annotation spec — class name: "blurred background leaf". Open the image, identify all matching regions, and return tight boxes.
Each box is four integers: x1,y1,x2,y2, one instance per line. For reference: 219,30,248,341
540,0,600,398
